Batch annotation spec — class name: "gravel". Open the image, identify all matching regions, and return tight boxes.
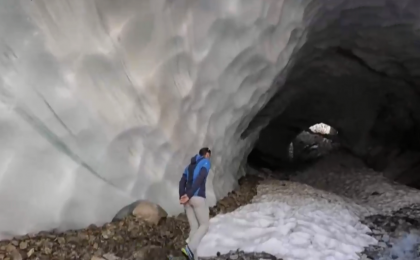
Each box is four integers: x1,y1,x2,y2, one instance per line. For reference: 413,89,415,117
0,175,281,260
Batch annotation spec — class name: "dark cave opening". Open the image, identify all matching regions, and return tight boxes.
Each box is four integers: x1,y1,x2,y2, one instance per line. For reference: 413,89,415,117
245,84,420,187
246,116,420,190
241,1,420,189
243,47,420,186
247,123,339,173
245,70,420,186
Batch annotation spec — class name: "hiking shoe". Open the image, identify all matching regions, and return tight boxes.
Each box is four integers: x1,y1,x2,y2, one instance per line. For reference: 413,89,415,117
181,245,194,260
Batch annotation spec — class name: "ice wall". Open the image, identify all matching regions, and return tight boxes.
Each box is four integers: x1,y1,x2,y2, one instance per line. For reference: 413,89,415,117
0,0,307,238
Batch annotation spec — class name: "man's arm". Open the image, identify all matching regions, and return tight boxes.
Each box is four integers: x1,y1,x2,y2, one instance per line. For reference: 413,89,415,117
185,167,208,198
179,170,187,198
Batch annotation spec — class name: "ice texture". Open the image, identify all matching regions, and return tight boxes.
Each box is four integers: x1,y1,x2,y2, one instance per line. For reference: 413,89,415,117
0,0,306,238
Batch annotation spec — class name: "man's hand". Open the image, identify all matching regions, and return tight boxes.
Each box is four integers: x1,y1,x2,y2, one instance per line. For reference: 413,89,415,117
180,194,189,204
179,195,186,204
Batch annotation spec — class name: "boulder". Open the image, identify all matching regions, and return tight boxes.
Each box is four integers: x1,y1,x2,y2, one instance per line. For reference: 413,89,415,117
112,200,141,222
112,200,167,225
132,200,168,225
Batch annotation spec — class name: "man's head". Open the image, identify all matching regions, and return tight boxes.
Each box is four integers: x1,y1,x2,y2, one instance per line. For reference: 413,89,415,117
199,147,211,158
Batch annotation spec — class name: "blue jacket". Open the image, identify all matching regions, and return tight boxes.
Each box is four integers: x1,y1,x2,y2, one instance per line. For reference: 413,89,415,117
179,154,211,199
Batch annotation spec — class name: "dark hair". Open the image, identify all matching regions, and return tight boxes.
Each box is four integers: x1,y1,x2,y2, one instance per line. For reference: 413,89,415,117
199,147,211,156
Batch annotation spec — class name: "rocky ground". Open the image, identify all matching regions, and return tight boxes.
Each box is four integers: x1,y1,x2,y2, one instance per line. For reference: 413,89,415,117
2,132,420,260
360,205,420,260
0,175,280,260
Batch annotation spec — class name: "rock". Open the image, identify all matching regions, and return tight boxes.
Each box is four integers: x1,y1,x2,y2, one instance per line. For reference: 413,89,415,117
103,253,120,260
112,200,143,222
26,248,34,257
57,237,66,245
378,242,387,248
176,213,188,222
91,256,105,260
10,250,22,260
372,229,382,235
113,200,168,225
18,242,26,250
200,250,279,260
133,245,169,260
362,210,420,260
132,200,168,225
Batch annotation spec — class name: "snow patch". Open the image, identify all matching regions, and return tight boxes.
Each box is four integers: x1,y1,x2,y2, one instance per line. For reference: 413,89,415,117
198,180,378,260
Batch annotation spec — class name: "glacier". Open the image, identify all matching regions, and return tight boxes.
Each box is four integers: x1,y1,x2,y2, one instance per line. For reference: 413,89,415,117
0,0,417,243
0,0,308,238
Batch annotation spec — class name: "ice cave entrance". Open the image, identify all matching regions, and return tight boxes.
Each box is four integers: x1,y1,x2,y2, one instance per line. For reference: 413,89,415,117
288,123,338,162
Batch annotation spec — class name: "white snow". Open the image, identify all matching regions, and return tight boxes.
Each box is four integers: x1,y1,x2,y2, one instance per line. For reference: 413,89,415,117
198,180,378,260
198,153,420,260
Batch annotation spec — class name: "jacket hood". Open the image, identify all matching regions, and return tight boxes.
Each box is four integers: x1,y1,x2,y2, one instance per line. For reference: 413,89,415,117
191,154,204,164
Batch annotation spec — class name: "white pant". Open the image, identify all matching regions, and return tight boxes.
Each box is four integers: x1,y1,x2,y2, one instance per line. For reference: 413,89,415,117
184,196,209,260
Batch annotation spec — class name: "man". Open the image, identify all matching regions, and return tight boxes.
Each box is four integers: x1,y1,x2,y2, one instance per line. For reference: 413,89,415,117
179,147,212,260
